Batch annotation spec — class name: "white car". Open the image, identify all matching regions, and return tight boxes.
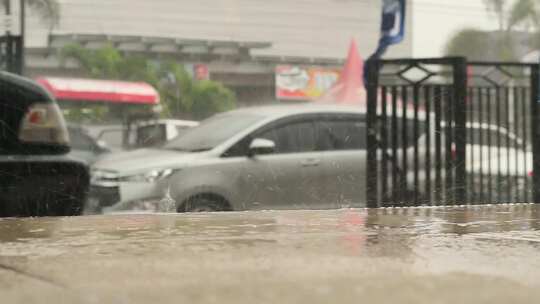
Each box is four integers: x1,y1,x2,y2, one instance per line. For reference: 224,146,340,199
90,105,421,212
385,119,531,204
89,105,532,212
465,122,532,202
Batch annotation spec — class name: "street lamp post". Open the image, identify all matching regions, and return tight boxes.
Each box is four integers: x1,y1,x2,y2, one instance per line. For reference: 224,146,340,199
3,0,13,73
19,0,25,74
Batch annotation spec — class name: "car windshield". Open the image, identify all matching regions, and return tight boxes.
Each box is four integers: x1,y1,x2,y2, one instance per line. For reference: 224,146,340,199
164,113,263,152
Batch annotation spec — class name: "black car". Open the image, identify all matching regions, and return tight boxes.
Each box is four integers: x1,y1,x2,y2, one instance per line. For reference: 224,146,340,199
0,71,89,217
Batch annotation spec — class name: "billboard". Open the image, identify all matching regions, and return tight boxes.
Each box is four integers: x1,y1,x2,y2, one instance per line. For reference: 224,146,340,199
275,65,340,100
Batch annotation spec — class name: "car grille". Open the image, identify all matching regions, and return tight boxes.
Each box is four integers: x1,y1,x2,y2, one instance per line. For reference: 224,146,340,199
89,185,120,207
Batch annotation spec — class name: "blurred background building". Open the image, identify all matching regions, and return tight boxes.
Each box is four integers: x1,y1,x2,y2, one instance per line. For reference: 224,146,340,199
5,0,413,105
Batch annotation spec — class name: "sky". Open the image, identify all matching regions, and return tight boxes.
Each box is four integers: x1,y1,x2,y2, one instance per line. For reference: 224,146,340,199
413,0,500,57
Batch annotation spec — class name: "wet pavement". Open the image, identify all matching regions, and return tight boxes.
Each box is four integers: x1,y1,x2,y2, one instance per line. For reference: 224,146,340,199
1,204,540,303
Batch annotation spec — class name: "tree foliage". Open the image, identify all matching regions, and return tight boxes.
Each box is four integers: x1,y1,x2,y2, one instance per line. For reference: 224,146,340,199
190,81,237,120
26,0,60,29
483,0,508,31
447,0,540,61
60,44,236,121
444,29,493,61
1,0,60,30
508,0,539,30
445,28,517,61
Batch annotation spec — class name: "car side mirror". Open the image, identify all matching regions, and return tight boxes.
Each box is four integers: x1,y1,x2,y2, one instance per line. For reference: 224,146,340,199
248,138,276,157
95,140,111,153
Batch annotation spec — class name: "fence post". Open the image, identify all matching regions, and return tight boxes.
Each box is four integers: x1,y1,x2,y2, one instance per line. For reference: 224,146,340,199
531,63,540,204
366,59,380,208
453,57,468,204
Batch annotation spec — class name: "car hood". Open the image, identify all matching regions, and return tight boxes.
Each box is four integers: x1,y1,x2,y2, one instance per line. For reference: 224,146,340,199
92,148,199,175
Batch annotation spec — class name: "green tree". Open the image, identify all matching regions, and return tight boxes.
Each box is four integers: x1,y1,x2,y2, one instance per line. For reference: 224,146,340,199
1,0,60,30
507,0,540,51
60,44,236,121
61,44,157,81
445,28,517,61
447,0,540,61
508,0,539,30
483,0,507,31
26,0,60,30
190,81,236,120
444,29,493,60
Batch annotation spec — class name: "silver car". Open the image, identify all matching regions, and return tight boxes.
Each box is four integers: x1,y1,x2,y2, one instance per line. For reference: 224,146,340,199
90,105,377,212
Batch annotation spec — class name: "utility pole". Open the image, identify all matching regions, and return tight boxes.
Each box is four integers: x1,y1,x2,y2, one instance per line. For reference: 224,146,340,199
3,0,13,73
19,0,25,74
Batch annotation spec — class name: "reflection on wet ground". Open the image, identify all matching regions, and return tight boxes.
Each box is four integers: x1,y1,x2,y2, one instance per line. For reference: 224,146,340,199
1,204,540,303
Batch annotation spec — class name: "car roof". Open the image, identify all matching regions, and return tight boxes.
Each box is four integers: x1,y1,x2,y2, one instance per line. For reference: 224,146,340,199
467,122,510,132
225,104,367,120
136,119,199,127
0,71,53,103
221,105,521,134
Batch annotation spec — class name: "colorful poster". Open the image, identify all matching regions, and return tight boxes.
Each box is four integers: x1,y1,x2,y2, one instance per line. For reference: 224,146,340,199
275,66,340,100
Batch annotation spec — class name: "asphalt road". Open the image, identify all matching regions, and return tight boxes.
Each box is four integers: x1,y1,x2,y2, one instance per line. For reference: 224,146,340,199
1,204,540,304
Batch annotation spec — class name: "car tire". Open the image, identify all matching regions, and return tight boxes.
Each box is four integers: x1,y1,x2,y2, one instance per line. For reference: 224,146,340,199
181,195,227,213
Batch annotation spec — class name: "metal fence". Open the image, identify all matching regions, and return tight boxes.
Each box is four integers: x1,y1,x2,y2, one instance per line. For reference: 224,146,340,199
366,57,540,207
0,35,23,74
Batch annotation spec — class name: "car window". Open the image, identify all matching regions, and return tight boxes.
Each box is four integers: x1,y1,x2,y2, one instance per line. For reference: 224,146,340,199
175,126,189,134
164,113,263,152
258,121,316,154
173,126,191,139
467,128,522,147
97,129,124,149
380,117,427,149
136,124,167,148
69,128,95,151
317,118,366,151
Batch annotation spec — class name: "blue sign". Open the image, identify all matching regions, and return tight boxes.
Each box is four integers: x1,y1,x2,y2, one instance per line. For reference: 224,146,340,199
364,0,407,87
370,0,407,60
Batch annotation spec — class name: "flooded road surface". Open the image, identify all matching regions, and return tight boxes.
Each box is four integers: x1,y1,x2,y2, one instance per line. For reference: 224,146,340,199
1,204,540,303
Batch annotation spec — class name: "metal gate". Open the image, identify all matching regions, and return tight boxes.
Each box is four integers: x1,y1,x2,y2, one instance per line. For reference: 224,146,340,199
0,35,23,74
365,57,540,207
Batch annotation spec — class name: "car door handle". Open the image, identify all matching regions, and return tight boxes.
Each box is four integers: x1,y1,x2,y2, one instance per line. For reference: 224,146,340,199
301,158,321,167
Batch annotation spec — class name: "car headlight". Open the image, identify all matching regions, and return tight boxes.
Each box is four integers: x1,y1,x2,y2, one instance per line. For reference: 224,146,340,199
121,169,174,183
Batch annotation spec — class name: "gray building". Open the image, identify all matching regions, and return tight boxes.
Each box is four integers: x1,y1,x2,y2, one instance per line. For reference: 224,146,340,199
6,0,414,104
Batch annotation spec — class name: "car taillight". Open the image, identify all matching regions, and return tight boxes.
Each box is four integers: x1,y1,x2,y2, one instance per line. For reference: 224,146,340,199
19,102,69,145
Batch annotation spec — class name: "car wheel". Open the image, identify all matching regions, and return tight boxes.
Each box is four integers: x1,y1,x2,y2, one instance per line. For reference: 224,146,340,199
181,195,227,213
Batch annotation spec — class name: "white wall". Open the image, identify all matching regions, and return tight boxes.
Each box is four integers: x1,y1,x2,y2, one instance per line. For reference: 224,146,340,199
23,0,413,60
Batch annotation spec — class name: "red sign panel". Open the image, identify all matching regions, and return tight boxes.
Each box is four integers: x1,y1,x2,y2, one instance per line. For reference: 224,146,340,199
194,64,210,81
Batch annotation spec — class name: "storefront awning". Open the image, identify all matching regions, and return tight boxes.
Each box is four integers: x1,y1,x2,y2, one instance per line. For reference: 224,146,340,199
36,77,159,105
